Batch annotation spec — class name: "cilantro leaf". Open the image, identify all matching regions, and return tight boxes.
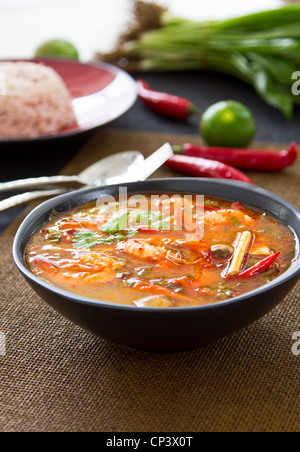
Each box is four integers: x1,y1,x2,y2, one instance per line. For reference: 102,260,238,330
129,210,170,230
73,231,102,249
100,211,130,233
73,229,136,249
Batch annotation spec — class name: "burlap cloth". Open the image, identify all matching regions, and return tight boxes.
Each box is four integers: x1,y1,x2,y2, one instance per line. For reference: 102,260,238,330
0,128,299,432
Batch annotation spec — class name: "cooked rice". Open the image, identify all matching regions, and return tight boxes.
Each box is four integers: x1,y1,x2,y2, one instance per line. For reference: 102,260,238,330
0,61,76,138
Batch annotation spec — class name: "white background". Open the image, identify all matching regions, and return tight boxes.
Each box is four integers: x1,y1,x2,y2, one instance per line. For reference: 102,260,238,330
0,0,285,61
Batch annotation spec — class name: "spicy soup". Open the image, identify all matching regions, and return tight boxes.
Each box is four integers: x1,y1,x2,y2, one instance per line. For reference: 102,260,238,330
25,194,297,308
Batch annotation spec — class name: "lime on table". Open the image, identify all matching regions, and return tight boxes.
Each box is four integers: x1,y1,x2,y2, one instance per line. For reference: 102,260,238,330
200,100,256,148
35,39,79,60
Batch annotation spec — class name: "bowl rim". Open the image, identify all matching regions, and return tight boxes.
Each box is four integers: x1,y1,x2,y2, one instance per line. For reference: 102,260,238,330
12,177,300,313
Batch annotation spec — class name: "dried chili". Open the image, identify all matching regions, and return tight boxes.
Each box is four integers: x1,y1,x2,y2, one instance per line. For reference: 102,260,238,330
238,252,280,278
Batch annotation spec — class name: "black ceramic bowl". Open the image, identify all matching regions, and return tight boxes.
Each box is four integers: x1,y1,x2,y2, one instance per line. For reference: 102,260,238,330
13,178,300,352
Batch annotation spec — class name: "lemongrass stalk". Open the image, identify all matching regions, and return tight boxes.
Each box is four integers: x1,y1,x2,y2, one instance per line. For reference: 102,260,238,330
226,231,252,278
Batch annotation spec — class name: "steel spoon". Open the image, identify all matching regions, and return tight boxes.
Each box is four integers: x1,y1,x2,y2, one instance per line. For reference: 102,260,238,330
0,143,173,211
0,150,144,193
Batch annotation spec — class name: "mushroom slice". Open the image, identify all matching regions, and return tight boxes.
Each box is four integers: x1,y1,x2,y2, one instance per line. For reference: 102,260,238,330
133,295,174,308
211,244,234,259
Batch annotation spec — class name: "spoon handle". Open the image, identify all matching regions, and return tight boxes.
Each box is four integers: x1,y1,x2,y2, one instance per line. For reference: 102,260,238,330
0,175,85,193
0,189,68,212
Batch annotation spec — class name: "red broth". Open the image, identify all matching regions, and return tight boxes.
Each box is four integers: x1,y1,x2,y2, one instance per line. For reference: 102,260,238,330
25,195,297,308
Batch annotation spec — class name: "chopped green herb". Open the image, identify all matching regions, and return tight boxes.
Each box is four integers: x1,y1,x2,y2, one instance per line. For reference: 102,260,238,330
100,211,130,233
130,210,169,230
262,226,273,233
230,216,243,228
73,231,102,249
48,208,59,221
247,257,261,267
122,278,140,287
115,271,132,279
156,219,172,231
175,287,185,294
73,229,136,249
152,279,168,287
47,232,62,243
262,267,280,282
204,199,219,207
131,210,161,223
136,267,152,277
235,282,247,287
216,288,235,299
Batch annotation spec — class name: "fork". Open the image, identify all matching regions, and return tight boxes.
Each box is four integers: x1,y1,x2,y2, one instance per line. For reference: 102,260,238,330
117,142,173,183
0,143,173,211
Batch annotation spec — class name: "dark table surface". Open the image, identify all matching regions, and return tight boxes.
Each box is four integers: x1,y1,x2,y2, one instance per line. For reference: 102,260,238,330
1,69,300,234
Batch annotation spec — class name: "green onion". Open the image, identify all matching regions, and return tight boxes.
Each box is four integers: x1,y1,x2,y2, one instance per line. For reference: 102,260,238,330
230,216,243,228
97,1,300,118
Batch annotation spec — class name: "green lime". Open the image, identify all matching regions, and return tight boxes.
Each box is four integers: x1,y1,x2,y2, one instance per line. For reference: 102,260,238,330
200,100,256,148
35,39,79,60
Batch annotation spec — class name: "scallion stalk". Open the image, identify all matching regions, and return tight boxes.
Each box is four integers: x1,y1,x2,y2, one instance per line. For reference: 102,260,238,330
96,1,300,118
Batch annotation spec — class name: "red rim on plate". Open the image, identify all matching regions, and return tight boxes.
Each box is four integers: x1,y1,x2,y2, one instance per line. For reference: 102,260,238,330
0,58,137,142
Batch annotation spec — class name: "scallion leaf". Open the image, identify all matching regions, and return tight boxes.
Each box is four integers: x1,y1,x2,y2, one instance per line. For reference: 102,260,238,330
97,1,300,118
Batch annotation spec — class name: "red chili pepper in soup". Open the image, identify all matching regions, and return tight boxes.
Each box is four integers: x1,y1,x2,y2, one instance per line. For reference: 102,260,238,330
238,252,280,278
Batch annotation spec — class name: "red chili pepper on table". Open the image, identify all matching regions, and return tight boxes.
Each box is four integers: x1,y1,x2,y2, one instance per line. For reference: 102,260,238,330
173,142,298,171
238,252,280,278
136,79,201,120
165,154,254,184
